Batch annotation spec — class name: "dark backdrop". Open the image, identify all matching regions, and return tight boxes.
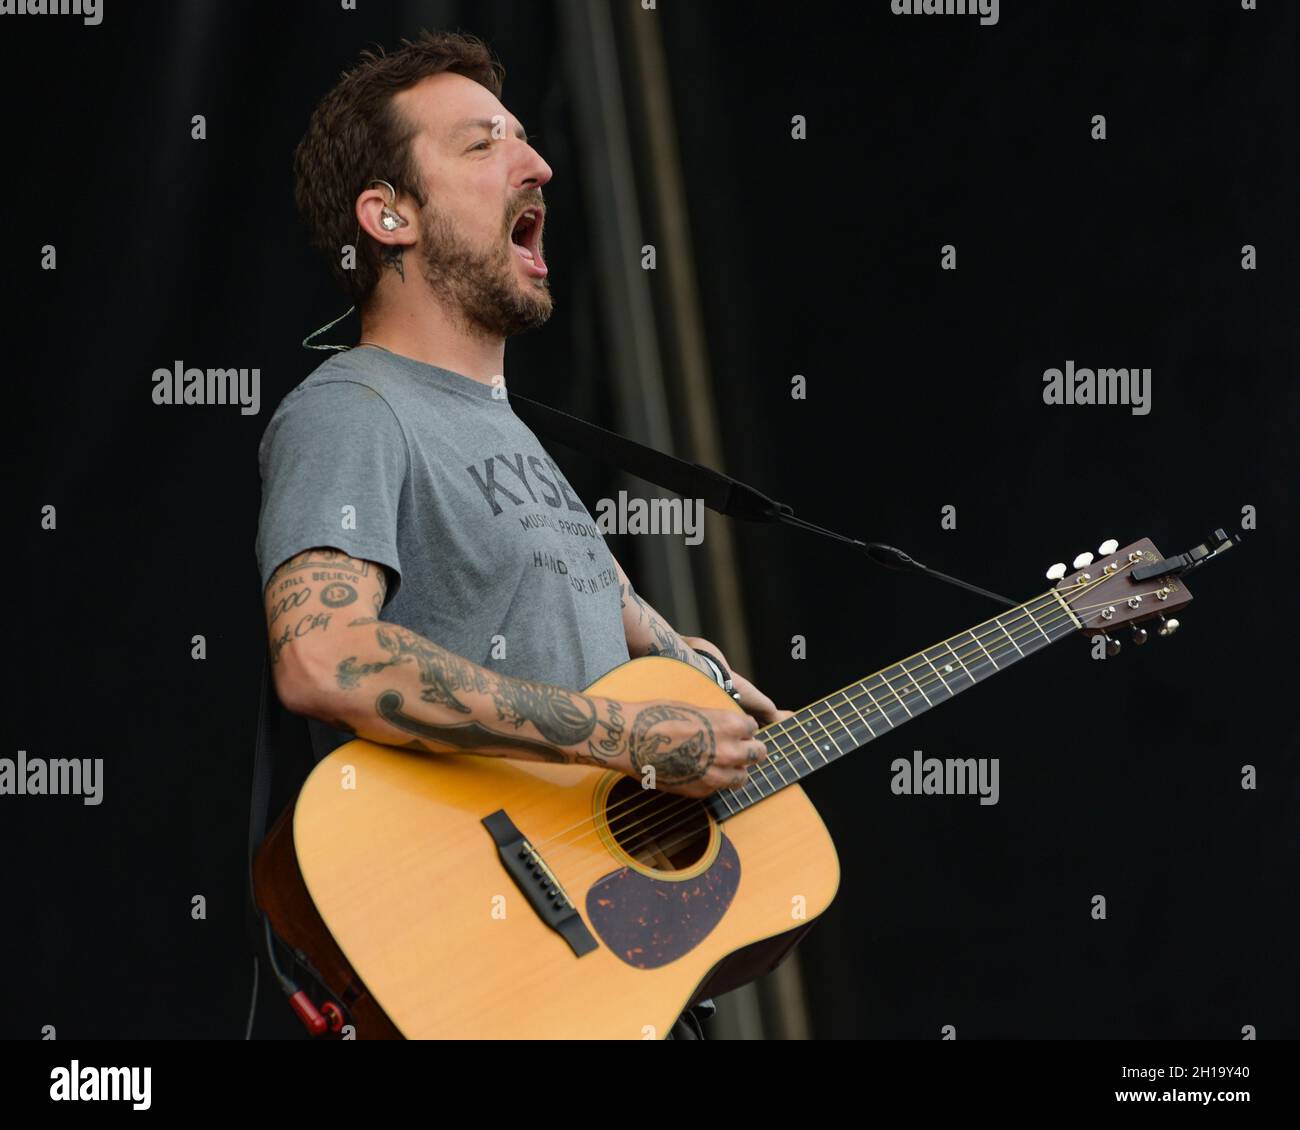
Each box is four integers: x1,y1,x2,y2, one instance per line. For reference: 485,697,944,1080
4,0,1296,1040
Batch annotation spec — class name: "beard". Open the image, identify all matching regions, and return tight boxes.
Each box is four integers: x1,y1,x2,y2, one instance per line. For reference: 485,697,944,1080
416,199,553,339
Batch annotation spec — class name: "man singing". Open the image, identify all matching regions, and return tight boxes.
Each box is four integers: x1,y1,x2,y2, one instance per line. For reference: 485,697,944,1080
255,30,790,1039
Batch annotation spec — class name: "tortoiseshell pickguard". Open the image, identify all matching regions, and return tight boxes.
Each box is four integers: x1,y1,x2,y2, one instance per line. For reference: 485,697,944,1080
586,836,740,968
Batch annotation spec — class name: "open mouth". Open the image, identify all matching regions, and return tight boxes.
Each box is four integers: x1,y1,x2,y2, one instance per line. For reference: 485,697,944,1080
509,207,548,276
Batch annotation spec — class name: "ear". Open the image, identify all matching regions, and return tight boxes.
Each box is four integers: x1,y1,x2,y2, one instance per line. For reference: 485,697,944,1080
355,186,417,248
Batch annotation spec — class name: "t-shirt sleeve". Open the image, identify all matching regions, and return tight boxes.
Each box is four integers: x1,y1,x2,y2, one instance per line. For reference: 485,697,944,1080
255,379,408,596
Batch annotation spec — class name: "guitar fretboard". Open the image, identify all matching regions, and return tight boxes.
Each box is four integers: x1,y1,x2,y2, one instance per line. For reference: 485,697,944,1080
705,589,1082,822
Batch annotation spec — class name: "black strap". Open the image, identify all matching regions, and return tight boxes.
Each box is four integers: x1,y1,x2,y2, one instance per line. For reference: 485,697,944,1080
509,393,1018,607
510,394,792,524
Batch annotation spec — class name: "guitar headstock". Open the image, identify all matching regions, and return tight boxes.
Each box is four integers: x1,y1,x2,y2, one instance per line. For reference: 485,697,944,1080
1048,537,1192,646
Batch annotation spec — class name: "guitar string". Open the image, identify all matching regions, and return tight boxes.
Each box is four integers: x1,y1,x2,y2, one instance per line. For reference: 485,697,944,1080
546,572,1166,890
535,564,1145,872
533,564,1133,853
595,576,1170,870
535,566,1132,862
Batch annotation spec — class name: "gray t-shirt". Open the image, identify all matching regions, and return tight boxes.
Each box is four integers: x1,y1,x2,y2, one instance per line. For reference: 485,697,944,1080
255,347,630,760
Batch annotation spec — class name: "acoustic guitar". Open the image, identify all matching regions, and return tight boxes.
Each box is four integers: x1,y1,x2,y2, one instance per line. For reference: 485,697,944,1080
254,537,1197,1038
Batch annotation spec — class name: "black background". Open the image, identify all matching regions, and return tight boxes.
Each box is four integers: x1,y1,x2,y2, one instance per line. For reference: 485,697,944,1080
4,0,1296,1040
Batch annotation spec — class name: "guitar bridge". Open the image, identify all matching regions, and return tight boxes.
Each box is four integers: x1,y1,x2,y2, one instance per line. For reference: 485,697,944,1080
481,809,599,958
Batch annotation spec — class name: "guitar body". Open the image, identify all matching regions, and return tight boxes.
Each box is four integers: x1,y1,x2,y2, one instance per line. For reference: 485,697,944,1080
254,656,840,1039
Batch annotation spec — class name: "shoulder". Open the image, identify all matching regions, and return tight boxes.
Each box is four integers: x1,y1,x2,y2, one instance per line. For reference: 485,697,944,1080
263,353,408,436
276,351,405,419
258,352,409,467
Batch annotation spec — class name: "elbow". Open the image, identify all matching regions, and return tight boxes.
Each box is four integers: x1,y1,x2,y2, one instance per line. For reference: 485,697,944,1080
270,642,339,722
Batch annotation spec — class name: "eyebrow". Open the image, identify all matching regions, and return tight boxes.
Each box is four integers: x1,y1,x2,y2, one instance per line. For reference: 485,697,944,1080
450,116,528,142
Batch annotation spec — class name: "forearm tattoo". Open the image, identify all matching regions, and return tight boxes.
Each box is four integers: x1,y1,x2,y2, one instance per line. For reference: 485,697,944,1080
376,690,569,763
490,681,598,745
619,581,651,624
627,704,716,785
337,623,490,712
335,623,596,760
332,624,695,774
646,619,695,664
620,581,709,670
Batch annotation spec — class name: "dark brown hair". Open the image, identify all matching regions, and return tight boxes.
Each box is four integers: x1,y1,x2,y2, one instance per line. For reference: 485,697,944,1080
293,30,505,307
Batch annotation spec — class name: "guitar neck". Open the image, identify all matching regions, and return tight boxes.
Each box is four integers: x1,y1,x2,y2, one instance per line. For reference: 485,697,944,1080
706,588,1083,821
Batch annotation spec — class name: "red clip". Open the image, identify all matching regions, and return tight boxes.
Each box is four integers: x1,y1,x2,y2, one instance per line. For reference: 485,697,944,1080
321,1001,346,1034
288,990,328,1036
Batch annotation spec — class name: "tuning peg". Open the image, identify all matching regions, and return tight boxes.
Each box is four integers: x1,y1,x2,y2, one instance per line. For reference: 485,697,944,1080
1098,538,1119,556
1046,562,1067,581
1131,626,1149,645
1157,616,1180,638
1072,552,1094,569
1103,635,1122,657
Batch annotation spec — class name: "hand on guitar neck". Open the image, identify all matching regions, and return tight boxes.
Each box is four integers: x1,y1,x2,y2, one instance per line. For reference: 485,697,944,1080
264,547,773,799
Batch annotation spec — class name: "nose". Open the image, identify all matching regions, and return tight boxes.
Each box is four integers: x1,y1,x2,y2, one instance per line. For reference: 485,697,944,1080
517,140,553,191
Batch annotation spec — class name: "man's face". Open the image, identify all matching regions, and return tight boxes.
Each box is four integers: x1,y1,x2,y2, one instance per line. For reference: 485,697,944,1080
393,72,554,338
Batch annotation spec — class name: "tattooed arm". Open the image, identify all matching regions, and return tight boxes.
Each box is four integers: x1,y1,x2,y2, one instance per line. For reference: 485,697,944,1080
264,547,770,798
612,557,794,726
613,558,716,676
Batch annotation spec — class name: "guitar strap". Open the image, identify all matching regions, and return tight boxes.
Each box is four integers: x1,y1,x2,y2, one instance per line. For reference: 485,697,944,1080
510,393,793,523
510,393,1017,608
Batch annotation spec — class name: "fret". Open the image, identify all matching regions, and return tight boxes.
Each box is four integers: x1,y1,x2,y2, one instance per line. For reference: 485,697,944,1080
894,665,930,712
880,673,915,718
844,681,887,733
805,710,846,762
734,773,763,806
894,658,936,707
712,789,738,816
1002,604,1044,651
923,643,973,693
1041,595,1079,642
743,756,776,800
1004,601,1062,654
822,695,864,752
992,614,1026,657
714,591,1077,820
786,715,833,771
904,653,952,705
860,676,905,728
933,640,978,689
834,686,879,742
757,729,797,788
964,627,1002,672
1023,601,1053,643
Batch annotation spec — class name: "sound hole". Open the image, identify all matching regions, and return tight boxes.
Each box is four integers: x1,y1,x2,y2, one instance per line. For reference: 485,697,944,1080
604,777,711,872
